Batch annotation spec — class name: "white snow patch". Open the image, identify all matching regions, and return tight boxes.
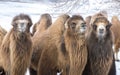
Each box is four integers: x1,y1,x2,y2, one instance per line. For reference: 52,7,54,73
25,68,30,75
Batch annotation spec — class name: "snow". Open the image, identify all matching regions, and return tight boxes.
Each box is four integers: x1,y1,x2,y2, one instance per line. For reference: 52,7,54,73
0,0,120,75
25,68,30,75
0,1,49,31
116,51,120,75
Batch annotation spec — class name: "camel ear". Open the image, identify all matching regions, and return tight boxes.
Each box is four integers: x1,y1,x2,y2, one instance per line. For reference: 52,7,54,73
65,20,68,29
106,23,112,30
28,19,33,27
92,24,97,30
11,21,17,27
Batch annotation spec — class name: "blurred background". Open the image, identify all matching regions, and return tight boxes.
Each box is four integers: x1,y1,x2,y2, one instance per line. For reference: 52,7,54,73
1,0,120,31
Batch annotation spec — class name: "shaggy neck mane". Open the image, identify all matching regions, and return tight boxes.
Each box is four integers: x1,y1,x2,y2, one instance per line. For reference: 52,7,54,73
64,27,87,75
64,30,86,51
66,29,85,40
11,29,30,41
90,29,112,44
9,28,32,58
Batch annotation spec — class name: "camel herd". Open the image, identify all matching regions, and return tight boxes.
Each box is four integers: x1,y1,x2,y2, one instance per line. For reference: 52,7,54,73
0,11,119,75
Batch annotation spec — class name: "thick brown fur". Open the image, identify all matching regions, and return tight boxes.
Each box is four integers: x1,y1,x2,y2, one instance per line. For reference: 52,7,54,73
0,30,11,75
37,14,70,75
30,13,52,70
64,15,87,75
30,13,52,75
83,15,116,75
111,16,120,61
32,13,52,35
0,14,33,75
0,26,7,46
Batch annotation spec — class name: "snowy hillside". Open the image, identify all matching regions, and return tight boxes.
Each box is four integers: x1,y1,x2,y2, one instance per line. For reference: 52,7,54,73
0,0,120,75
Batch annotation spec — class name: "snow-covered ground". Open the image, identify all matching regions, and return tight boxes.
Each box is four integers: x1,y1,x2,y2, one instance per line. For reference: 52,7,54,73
116,51,120,75
0,0,120,75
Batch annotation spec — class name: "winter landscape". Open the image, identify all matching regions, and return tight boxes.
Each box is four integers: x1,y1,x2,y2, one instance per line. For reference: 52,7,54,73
0,0,120,75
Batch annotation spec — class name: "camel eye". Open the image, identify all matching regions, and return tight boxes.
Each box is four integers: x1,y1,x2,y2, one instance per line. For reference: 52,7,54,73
13,23,18,28
71,22,76,29
81,23,86,28
93,24,97,30
106,23,112,30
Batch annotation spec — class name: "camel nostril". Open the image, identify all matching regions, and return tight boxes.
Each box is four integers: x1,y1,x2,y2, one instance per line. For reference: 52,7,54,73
81,24,86,28
99,29,104,33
